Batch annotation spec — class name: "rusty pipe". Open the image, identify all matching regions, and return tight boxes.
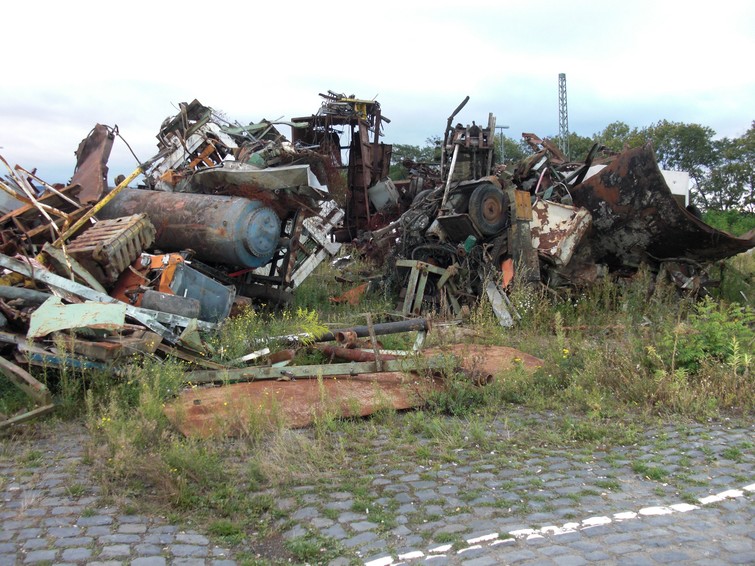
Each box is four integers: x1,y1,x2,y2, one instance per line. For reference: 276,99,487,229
315,318,430,343
316,345,398,363
335,330,358,346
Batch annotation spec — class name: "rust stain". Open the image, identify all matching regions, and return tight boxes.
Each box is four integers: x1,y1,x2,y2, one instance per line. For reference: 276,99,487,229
164,344,542,437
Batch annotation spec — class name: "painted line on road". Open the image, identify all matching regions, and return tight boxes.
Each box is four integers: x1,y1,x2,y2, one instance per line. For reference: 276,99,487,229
363,482,754,565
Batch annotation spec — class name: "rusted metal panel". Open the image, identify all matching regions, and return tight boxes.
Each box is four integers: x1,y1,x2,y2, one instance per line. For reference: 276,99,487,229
514,190,532,221
165,344,542,437
530,199,592,266
66,214,155,286
571,144,755,266
71,124,115,204
166,372,438,437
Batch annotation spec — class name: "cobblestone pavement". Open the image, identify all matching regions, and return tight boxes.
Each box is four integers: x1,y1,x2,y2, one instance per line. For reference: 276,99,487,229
1,416,753,565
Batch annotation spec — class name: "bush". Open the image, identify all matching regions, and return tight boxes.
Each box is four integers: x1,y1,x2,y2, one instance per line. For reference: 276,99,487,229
660,297,754,372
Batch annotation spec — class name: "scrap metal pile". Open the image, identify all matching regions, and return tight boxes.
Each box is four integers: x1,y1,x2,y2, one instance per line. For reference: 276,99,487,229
0,99,351,427
1,93,753,430
363,99,755,323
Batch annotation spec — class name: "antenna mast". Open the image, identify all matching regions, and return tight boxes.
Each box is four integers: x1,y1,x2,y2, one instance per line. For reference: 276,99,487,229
558,73,570,160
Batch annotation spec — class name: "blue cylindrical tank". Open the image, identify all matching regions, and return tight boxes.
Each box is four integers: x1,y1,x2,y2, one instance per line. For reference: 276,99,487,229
99,189,281,268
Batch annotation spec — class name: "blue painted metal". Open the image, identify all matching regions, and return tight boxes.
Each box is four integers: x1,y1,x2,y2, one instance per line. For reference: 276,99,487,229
100,189,281,268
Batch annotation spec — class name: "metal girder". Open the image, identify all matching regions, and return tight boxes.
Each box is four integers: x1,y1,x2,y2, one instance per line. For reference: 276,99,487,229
185,355,451,385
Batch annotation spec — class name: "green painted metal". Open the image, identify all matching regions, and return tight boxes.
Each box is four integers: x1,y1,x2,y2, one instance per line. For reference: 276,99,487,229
27,296,126,339
185,354,451,385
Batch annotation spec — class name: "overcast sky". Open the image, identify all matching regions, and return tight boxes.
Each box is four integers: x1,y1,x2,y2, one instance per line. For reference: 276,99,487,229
2,0,753,184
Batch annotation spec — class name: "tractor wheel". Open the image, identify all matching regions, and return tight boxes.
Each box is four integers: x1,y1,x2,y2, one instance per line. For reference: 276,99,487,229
468,183,509,236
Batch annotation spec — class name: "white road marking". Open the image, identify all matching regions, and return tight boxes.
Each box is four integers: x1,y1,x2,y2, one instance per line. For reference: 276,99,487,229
363,482,753,564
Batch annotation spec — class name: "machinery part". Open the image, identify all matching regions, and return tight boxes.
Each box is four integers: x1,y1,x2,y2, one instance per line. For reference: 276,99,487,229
237,283,294,307
141,290,201,319
53,147,170,246
412,189,434,205
100,190,281,268
169,262,235,323
66,214,155,286
468,183,509,236
316,345,399,363
0,252,181,343
70,123,115,204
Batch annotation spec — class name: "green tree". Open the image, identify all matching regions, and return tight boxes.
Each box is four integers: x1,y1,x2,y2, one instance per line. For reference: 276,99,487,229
706,122,754,212
566,132,597,161
593,121,646,152
643,120,718,207
494,135,529,166
389,137,440,180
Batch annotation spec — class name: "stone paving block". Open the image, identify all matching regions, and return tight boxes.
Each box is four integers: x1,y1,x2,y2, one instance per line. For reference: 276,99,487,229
292,506,319,520
151,525,178,534
535,544,572,557
650,550,691,564
143,533,175,545
170,544,209,557
76,515,113,527
617,553,658,566
48,526,82,538
351,520,378,532
721,540,752,553
283,525,307,539
24,549,58,563
118,523,148,534
51,505,82,515
343,531,378,548
549,555,587,566
175,533,210,545
461,555,499,565
98,533,140,544
61,547,92,561
728,553,755,564
134,543,163,555
131,557,166,566
99,544,131,558
54,536,93,547
492,548,536,562
22,539,49,550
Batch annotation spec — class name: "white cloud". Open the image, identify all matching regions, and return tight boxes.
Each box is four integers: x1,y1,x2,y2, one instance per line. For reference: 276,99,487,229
1,0,752,182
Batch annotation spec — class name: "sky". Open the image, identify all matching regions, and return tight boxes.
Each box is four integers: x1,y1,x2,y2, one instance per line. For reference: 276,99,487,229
1,0,753,184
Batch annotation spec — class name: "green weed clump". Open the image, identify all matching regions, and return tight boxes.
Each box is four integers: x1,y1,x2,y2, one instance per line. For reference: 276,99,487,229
488,269,755,419
659,297,754,372
211,306,328,363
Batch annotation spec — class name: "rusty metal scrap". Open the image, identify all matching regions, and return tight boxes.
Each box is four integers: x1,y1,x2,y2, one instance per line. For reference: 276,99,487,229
65,213,155,286
1,92,754,430
71,124,115,204
570,144,755,266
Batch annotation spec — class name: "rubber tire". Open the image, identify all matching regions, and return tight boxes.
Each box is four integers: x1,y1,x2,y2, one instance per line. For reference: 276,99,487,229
468,183,509,236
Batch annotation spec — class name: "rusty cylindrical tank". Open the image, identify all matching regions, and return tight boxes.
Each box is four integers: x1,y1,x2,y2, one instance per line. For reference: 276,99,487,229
100,189,281,268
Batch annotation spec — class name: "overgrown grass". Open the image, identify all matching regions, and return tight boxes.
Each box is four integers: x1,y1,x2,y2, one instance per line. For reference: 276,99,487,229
12,251,752,562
